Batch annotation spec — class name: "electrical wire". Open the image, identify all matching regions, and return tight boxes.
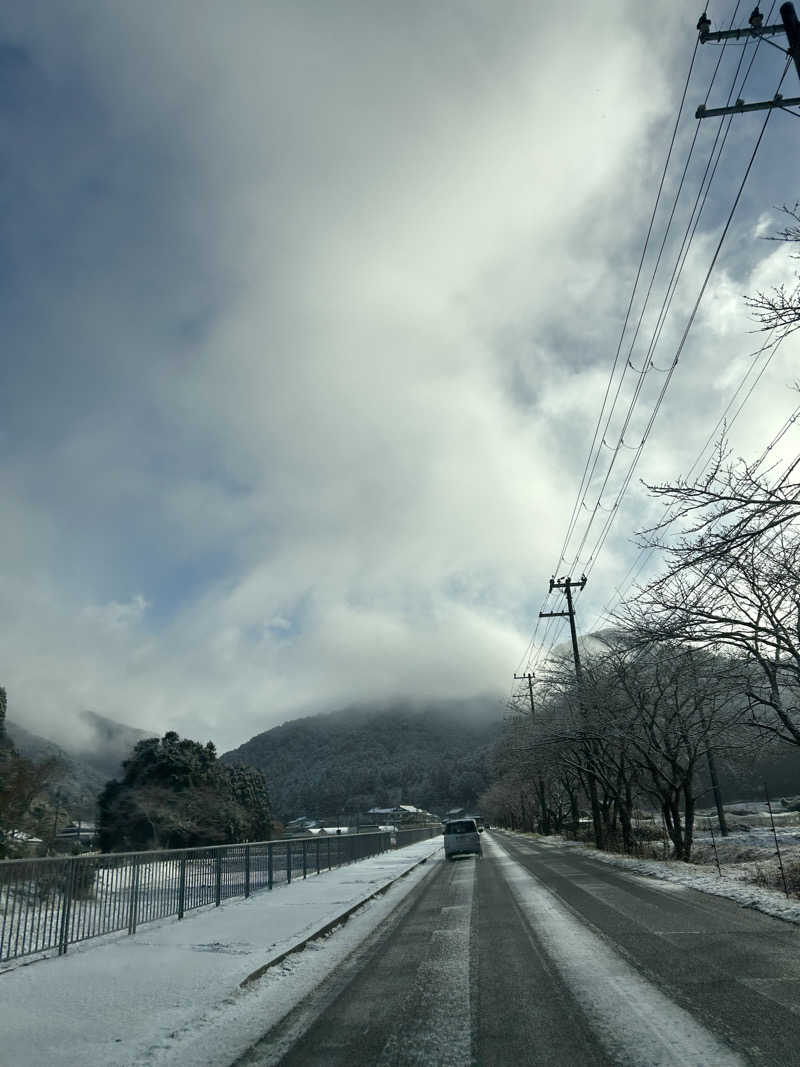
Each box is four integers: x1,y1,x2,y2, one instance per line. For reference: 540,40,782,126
565,12,765,578
551,37,703,578
588,328,788,626
587,392,799,638
531,49,790,678
516,30,724,686
552,3,746,586
579,58,791,584
514,6,792,691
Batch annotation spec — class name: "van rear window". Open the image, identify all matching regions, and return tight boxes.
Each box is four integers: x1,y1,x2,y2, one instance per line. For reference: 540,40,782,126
445,820,476,834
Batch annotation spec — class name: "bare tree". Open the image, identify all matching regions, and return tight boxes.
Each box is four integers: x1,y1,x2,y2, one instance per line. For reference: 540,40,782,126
595,643,743,860
638,439,800,573
746,203,800,336
0,749,62,856
626,506,800,751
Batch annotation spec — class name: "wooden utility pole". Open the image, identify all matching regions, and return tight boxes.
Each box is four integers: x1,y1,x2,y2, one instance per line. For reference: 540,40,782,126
514,670,553,834
513,672,536,718
539,576,587,685
539,575,605,849
696,3,800,118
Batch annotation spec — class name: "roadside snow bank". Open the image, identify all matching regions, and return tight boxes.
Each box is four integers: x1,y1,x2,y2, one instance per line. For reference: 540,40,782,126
511,832,800,926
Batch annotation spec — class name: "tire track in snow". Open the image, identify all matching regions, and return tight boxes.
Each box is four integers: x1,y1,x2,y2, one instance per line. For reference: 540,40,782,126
374,857,475,1066
487,836,743,1067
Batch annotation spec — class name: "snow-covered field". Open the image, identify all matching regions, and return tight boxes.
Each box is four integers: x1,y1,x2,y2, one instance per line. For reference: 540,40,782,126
0,838,443,1067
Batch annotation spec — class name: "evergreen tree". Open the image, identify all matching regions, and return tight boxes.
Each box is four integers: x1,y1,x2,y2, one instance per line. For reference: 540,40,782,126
0,686,9,752
98,732,272,851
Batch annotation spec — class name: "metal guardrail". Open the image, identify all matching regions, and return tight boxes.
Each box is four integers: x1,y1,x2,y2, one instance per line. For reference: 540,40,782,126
0,826,438,965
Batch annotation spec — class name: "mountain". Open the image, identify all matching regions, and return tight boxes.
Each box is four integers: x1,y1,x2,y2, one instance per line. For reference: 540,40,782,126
6,721,108,819
6,712,153,820
70,710,152,781
221,698,502,822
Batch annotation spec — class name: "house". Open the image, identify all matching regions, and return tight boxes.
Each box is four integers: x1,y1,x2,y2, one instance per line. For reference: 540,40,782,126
5,830,43,856
56,822,97,844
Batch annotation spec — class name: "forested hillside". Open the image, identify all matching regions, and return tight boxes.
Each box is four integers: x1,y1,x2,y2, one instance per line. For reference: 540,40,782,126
221,700,501,821
6,720,107,819
6,712,151,820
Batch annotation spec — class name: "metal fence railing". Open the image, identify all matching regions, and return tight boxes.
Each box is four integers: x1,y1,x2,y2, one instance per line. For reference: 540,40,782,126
0,826,439,965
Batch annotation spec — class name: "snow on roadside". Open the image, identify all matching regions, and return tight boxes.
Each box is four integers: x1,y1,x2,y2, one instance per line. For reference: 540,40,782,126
0,838,443,1067
140,854,447,1067
513,832,800,926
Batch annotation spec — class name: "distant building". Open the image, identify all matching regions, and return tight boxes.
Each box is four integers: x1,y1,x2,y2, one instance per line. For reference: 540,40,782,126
6,830,43,856
56,823,97,844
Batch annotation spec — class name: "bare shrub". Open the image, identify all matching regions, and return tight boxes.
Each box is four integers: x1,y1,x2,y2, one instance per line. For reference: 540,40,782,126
749,860,800,897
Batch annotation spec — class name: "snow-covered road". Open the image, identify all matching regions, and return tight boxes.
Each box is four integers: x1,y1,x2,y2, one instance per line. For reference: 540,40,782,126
488,836,743,1066
234,833,800,1066
5,832,800,1065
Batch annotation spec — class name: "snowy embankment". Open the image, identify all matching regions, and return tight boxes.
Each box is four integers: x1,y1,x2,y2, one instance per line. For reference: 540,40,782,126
524,824,800,926
0,836,443,1067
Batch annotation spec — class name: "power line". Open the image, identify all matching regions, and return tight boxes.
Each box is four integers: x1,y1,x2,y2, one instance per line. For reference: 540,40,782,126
578,59,791,583
551,38,703,577
518,34,728,686
519,9,792,685
564,13,770,578
590,390,800,633
553,4,747,583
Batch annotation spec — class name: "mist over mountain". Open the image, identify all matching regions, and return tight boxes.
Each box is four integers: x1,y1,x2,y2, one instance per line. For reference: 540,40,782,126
221,698,502,822
7,712,153,820
6,721,107,820
69,710,152,781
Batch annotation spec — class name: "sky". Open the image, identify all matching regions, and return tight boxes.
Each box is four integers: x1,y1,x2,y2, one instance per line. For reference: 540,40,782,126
2,1,799,753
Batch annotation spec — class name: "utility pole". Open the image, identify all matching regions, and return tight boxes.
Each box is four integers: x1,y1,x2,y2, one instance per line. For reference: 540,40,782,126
513,672,536,718
514,670,552,835
695,4,800,119
538,574,605,850
539,576,587,685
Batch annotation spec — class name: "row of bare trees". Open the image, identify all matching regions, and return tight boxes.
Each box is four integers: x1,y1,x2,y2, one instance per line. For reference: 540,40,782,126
483,206,800,861
482,429,800,862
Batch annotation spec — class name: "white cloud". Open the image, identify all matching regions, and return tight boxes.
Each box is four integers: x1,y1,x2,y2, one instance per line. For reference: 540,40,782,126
2,1,799,750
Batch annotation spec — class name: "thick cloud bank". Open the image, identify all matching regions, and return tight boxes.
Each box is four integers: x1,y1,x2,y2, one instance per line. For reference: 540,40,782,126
1,2,798,749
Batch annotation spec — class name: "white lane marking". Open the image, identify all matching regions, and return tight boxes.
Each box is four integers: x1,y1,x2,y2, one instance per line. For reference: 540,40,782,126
488,836,743,1067
376,858,474,1067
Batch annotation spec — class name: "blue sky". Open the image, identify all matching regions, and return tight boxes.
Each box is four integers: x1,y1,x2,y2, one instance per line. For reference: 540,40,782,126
2,1,799,751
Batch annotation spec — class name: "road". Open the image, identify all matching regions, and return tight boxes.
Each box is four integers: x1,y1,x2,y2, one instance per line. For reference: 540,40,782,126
233,832,800,1066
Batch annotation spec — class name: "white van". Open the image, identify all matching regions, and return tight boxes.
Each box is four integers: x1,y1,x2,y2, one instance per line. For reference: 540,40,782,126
443,818,482,860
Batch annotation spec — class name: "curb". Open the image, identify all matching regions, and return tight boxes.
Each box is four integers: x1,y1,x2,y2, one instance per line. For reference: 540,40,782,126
239,842,441,987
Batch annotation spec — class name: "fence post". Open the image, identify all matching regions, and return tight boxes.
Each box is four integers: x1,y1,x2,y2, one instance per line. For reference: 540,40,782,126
287,842,292,885
128,858,140,935
58,859,76,956
268,842,273,890
302,839,307,879
316,837,321,875
215,851,223,907
244,845,251,899
327,837,331,870
178,857,187,920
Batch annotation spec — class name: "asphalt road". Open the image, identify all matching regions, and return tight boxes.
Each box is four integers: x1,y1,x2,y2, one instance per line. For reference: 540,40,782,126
234,832,800,1066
